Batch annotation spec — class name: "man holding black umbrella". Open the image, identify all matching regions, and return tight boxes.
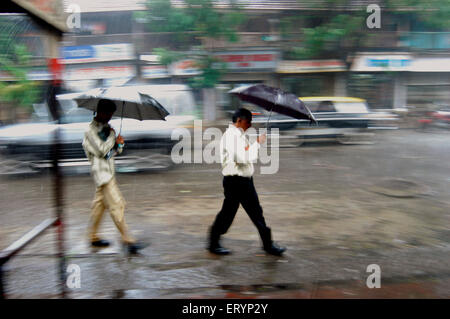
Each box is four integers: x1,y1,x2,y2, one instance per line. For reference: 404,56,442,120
207,108,286,256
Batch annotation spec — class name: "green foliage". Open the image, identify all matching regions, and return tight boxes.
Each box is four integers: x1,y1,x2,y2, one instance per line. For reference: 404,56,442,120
141,0,246,88
284,11,365,60
143,0,245,43
140,0,196,46
152,48,185,66
0,16,41,111
0,81,41,110
188,55,227,89
283,0,450,60
385,0,450,30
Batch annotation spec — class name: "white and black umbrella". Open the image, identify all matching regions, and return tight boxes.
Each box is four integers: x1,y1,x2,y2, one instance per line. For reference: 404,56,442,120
65,86,170,133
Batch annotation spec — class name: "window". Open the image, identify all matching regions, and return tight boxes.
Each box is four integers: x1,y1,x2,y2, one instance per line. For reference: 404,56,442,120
316,101,335,112
334,102,369,114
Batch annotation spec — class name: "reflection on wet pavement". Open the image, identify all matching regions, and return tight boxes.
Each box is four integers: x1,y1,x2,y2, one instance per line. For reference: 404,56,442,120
1,131,449,298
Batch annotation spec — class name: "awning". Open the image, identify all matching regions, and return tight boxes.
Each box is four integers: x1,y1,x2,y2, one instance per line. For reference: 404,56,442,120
409,58,450,72
9,0,68,33
351,54,450,72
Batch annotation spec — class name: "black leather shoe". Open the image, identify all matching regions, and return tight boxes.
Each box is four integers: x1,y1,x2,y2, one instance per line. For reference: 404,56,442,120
208,245,230,255
264,243,286,256
126,242,149,254
91,239,110,247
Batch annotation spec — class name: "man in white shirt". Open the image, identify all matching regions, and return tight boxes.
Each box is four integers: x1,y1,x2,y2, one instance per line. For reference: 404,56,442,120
82,99,145,254
208,108,286,256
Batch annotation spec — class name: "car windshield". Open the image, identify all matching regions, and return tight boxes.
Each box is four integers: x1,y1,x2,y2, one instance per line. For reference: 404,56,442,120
306,101,336,113
141,89,197,116
57,99,93,124
60,107,94,124
334,102,369,113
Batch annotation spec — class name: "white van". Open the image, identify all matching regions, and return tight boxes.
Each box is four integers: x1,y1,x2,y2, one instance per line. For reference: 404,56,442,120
0,85,198,174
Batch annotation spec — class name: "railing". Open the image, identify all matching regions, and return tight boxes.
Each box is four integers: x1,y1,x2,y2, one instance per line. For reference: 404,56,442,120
0,218,58,299
64,30,449,53
65,32,202,50
202,32,283,49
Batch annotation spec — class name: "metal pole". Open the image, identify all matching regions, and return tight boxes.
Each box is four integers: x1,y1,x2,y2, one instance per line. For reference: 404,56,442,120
53,126,66,298
0,265,4,299
48,82,67,298
266,108,273,130
119,101,124,135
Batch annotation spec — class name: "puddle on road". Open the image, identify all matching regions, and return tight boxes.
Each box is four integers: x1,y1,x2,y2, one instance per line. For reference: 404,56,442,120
368,178,432,198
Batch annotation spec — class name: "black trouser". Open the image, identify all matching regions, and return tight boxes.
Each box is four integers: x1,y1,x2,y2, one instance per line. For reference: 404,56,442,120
210,175,272,248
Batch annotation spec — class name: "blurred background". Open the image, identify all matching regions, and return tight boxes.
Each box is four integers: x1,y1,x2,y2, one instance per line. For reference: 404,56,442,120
1,0,449,125
0,0,449,299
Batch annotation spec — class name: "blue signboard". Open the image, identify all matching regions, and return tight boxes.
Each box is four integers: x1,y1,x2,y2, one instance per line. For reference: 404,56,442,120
61,45,95,60
366,58,411,68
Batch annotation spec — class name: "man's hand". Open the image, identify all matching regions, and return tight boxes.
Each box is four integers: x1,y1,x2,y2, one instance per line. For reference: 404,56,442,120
116,135,124,145
257,133,267,144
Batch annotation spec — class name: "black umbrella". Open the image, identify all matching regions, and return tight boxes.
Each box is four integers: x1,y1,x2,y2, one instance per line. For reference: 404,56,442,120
229,84,316,126
57,86,170,135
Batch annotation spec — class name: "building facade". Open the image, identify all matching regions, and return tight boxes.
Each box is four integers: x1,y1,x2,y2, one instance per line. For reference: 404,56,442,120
56,0,450,119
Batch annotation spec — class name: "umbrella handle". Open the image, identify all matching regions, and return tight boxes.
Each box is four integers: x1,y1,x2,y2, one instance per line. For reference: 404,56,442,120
310,119,317,126
119,101,124,135
266,108,273,130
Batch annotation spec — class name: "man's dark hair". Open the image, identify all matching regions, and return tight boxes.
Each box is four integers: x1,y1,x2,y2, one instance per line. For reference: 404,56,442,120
97,99,117,114
232,108,252,123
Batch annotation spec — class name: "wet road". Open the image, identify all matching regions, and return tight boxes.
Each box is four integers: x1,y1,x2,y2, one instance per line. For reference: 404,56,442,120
0,130,449,298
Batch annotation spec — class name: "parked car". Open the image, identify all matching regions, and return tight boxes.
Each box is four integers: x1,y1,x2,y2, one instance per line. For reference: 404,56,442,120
249,96,398,146
0,84,196,175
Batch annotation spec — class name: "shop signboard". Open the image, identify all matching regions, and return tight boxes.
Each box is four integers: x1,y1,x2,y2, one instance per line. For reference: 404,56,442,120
351,54,412,71
61,44,134,64
352,54,450,72
277,60,346,73
169,60,201,76
214,51,279,71
63,65,136,80
142,65,170,78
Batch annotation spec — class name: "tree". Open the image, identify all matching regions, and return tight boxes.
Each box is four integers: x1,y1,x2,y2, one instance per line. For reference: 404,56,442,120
138,0,246,120
281,0,450,64
278,0,450,101
386,0,450,30
0,16,41,123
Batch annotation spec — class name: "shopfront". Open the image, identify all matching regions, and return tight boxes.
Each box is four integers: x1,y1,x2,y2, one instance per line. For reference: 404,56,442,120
351,53,450,110
350,53,411,109
276,59,347,98
405,58,450,107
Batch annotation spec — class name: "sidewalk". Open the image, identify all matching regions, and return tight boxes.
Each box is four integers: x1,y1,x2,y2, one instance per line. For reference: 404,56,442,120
4,237,450,298
1,130,449,299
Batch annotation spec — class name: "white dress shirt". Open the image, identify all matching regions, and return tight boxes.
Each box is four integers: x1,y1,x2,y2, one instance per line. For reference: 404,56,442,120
220,124,260,177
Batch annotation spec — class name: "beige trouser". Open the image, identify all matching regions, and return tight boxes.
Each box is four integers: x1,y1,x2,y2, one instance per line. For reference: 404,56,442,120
89,177,135,244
